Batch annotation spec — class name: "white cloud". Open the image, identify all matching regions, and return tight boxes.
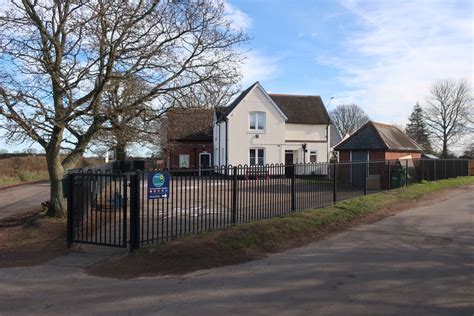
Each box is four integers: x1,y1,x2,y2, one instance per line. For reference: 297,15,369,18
224,1,252,31
240,51,281,86
319,0,473,128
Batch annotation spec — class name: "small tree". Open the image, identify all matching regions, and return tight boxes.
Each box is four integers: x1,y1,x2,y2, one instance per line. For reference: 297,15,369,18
424,79,472,158
406,102,432,152
0,0,247,217
330,104,370,137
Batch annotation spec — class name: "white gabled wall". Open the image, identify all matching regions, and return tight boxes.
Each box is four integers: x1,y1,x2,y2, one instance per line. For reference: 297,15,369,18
227,85,286,166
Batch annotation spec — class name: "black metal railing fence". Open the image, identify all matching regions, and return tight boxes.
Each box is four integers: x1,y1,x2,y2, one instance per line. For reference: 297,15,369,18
67,158,470,251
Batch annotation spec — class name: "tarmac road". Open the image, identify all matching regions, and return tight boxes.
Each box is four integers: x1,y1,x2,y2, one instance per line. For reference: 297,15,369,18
0,185,473,315
0,181,50,220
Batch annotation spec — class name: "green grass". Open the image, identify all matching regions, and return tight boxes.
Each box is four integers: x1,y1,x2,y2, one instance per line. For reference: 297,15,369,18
0,171,49,188
222,176,474,248
88,176,474,278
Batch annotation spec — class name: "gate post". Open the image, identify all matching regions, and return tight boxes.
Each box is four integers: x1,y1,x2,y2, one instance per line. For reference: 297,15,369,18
387,161,391,190
405,159,408,186
66,173,74,248
129,173,140,252
332,163,337,203
291,164,296,211
232,166,238,224
363,162,367,195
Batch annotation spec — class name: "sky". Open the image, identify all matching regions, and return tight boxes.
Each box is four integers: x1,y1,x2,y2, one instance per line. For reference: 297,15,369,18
1,0,472,154
228,0,473,132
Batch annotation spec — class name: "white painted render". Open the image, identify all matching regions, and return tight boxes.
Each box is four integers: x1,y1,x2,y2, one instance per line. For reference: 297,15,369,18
214,83,332,168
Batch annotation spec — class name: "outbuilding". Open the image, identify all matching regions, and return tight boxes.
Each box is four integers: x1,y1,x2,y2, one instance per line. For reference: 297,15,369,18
334,121,423,189
334,121,423,162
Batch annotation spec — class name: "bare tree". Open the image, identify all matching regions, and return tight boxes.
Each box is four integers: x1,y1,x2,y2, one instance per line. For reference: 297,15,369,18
0,0,247,217
329,104,370,137
424,79,472,158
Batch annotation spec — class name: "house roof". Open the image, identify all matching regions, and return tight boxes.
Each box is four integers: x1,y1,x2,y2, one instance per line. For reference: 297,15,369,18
163,108,213,142
268,94,330,124
334,121,423,152
216,82,329,125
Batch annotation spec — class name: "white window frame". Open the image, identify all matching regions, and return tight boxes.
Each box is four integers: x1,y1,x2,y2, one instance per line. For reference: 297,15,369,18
249,148,265,165
309,150,318,163
179,154,190,168
249,111,266,132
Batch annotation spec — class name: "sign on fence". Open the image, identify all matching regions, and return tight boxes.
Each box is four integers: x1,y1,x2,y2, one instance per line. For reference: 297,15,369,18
147,172,170,199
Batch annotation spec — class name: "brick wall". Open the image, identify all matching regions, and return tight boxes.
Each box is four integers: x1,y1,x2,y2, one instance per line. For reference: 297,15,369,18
163,141,213,169
385,151,421,160
339,151,350,162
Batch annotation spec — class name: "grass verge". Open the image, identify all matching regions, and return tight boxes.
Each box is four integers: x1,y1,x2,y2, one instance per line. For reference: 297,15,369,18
87,176,474,279
0,171,49,188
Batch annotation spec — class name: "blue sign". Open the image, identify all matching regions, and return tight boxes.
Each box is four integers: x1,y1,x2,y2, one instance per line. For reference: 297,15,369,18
147,172,170,199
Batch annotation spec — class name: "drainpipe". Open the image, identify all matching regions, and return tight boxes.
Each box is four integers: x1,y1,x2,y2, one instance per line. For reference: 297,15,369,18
326,120,330,162
218,123,221,166
225,119,229,166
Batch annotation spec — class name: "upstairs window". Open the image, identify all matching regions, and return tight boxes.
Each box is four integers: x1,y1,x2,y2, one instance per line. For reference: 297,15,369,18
249,112,266,132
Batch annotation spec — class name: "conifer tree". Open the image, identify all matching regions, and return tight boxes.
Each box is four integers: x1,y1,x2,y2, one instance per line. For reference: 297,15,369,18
406,102,432,153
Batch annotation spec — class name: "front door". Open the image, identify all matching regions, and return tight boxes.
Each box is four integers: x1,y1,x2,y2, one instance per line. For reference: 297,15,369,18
351,151,368,188
285,151,294,178
199,153,211,176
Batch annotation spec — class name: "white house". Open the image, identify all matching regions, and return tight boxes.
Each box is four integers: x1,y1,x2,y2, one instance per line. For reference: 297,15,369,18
213,82,340,168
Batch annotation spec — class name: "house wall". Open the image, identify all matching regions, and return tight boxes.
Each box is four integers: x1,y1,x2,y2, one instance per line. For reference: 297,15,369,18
166,142,213,169
226,86,287,165
385,151,422,160
214,84,334,167
284,123,329,164
339,151,350,162
213,120,227,166
338,150,422,162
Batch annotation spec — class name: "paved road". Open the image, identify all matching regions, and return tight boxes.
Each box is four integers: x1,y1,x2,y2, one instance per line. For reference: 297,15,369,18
0,185,473,315
0,182,50,219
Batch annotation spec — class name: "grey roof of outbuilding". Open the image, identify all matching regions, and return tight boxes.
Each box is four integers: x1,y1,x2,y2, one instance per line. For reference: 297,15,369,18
334,121,423,152
216,82,330,125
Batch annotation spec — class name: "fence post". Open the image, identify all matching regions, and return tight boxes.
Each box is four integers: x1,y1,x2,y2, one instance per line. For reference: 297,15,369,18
66,173,74,248
433,160,437,181
129,173,140,252
421,159,424,182
405,159,408,187
363,162,367,195
387,161,391,190
291,164,296,211
232,166,238,224
332,163,337,203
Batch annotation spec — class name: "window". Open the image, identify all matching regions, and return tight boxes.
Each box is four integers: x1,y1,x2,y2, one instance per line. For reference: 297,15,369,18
179,154,190,168
249,112,266,132
249,148,265,165
309,151,317,163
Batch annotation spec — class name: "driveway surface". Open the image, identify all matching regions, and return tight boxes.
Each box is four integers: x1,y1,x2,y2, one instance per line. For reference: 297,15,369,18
0,186,473,315
0,181,50,219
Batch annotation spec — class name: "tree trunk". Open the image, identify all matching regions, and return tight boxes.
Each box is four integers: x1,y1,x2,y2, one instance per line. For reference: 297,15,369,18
442,138,448,159
46,152,66,218
115,141,127,160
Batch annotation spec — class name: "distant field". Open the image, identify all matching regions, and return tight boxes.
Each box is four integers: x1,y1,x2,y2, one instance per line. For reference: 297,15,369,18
0,156,103,188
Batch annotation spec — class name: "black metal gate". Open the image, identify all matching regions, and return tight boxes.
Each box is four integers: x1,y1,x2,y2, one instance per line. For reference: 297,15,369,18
67,172,128,248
